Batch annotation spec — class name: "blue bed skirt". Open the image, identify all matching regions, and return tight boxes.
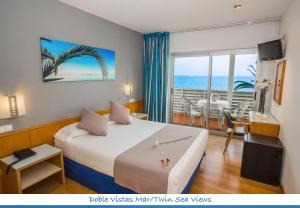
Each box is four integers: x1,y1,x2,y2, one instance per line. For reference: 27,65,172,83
64,153,205,194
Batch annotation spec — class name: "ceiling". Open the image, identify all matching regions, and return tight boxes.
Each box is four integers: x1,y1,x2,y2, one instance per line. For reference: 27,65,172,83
59,0,293,33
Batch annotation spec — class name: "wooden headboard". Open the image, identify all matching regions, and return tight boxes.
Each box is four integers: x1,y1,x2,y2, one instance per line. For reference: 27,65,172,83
0,100,144,158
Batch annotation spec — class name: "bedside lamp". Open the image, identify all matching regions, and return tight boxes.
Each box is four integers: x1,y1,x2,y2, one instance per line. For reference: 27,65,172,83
0,95,25,119
123,82,133,97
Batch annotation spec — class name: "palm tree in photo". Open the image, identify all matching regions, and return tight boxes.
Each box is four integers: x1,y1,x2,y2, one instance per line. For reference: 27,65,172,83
41,38,108,82
234,65,256,91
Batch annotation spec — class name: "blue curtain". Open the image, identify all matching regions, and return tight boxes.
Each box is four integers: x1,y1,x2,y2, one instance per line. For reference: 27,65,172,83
143,32,170,122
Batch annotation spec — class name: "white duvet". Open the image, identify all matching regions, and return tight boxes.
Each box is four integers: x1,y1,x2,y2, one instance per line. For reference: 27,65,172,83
54,117,208,193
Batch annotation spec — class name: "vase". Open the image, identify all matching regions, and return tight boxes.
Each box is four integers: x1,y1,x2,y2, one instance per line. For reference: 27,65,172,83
258,88,267,114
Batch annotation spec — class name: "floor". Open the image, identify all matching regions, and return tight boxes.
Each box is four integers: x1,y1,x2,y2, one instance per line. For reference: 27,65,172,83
189,135,282,194
24,134,282,194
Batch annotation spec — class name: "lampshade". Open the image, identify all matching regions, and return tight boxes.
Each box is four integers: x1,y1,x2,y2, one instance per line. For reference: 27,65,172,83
0,95,25,119
123,83,133,97
0,96,11,119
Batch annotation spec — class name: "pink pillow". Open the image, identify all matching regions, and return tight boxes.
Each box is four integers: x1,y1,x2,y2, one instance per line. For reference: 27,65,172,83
109,101,131,124
77,109,108,136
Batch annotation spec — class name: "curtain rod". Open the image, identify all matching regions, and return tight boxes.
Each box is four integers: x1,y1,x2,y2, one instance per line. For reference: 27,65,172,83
171,17,281,33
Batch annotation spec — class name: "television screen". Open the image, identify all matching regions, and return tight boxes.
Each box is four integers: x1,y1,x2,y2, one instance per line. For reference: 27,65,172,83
258,39,283,61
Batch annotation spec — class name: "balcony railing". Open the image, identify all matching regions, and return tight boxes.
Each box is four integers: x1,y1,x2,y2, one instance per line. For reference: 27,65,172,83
172,88,254,116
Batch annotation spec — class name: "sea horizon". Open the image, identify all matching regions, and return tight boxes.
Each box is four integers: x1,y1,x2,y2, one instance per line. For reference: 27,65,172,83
174,75,254,92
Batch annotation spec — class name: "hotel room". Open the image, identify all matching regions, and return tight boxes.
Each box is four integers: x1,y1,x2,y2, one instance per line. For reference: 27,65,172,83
0,0,299,195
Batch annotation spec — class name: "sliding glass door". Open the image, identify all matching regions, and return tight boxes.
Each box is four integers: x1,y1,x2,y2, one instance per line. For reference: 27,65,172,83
208,55,230,131
171,55,210,127
232,53,257,115
170,50,257,133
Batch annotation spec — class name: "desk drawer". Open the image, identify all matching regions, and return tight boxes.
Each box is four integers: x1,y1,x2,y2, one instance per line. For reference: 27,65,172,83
250,122,280,138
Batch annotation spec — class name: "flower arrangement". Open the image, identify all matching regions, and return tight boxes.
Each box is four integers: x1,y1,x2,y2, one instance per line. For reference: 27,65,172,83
255,79,272,90
256,79,272,114
161,158,170,167
155,136,192,168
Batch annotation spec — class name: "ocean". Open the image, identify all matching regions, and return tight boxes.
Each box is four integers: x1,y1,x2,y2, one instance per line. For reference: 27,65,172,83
174,75,254,91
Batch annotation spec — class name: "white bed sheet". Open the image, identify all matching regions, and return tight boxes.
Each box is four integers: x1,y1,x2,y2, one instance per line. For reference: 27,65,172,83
55,117,208,194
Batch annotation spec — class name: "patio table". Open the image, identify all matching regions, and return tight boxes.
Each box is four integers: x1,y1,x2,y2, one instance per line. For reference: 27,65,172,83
197,99,229,129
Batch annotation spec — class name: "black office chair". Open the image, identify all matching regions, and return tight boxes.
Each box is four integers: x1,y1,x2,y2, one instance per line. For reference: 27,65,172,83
223,110,250,154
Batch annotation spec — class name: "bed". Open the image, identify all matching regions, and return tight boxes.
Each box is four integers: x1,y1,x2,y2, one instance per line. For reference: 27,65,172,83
54,116,208,194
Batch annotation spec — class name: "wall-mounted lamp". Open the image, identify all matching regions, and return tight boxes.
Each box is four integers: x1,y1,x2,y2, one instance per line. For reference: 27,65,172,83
0,95,26,119
123,83,133,97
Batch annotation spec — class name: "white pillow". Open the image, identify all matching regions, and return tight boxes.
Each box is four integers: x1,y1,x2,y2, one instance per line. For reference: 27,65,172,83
103,113,136,124
54,122,88,142
102,114,117,124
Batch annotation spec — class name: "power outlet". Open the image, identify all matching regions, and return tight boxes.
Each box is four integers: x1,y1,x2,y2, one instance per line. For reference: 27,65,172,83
0,124,13,134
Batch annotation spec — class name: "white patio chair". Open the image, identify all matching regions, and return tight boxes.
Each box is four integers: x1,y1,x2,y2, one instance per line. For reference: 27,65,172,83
181,97,203,126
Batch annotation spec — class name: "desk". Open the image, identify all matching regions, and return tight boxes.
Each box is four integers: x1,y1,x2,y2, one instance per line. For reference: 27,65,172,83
248,111,280,138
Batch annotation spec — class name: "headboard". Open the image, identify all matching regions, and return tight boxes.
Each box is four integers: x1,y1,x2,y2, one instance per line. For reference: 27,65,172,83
0,100,144,158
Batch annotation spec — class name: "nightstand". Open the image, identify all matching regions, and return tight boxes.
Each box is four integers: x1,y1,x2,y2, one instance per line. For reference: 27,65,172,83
131,113,148,120
0,144,65,193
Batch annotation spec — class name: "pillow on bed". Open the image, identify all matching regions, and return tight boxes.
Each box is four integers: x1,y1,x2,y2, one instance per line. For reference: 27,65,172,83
103,113,135,124
109,101,131,124
77,108,108,136
54,123,88,142
101,114,116,125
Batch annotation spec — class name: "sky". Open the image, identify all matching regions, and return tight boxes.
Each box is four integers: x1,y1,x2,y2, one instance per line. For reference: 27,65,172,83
174,53,257,77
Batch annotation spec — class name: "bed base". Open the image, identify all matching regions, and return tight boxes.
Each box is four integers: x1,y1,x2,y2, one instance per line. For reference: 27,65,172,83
64,153,205,194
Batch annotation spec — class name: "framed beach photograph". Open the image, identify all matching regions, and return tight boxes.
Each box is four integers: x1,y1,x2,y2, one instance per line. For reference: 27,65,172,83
40,38,115,82
273,60,286,105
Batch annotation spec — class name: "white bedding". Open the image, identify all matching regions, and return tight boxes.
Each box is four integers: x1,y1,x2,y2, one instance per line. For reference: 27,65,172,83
54,117,208,193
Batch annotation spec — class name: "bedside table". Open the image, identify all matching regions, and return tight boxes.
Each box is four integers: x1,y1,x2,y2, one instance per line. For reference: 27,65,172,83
131,113,148,120
0,144,65,193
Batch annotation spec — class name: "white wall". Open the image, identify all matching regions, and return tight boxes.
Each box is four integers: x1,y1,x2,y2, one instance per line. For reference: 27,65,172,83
270,0,300,194
170,21,279,53
170,21,280,112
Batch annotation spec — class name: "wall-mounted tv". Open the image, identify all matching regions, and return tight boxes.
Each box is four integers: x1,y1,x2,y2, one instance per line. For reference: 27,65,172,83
258,39,283,61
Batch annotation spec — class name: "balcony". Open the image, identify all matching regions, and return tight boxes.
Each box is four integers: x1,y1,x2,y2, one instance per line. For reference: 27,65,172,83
172,89,254,131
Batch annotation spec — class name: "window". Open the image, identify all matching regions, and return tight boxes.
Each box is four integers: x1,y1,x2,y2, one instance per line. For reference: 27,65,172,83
233,54,257,92
174,56,209,90
211,55,230,91
171,50,257,130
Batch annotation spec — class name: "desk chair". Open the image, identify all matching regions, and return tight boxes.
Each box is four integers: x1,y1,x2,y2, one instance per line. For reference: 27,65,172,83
234,101,250,117
223,110,250,154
